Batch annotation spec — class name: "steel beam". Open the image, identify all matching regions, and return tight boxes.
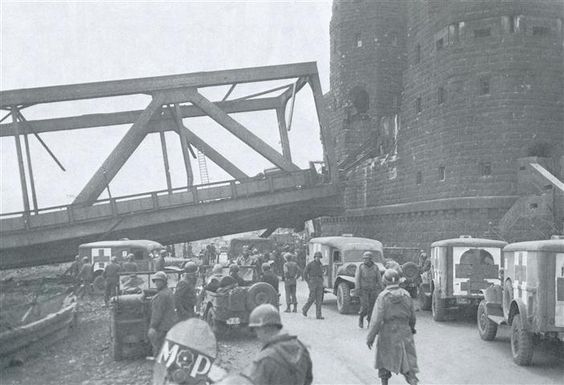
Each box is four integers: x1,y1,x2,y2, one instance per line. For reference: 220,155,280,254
1,62,318,108
186,89,300,172
72,93,166,205
174,105,194,186
0,97,280,137
11,108,31,213
276,107,292,161
173,123,248,180
159,130,172,192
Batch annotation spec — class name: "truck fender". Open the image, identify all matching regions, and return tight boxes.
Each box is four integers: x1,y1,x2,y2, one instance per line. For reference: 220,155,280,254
508,298,530,329
482,284,502,305
333,276,355,295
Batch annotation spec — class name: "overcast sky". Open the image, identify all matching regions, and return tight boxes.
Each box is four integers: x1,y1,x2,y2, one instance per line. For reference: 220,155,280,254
1,0,332,213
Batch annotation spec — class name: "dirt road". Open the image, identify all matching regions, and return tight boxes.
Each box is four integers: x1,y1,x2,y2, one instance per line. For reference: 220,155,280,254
282,281,563,385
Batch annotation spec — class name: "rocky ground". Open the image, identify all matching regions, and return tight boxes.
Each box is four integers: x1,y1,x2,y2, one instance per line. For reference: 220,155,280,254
1,265,259,385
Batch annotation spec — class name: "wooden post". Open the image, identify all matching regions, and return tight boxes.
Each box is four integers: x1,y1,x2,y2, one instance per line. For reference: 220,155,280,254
12,107,30,213
159,130,173,193
276,107,292,161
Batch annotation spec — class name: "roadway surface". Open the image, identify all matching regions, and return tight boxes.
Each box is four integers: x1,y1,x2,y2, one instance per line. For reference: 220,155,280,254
283,281,563,385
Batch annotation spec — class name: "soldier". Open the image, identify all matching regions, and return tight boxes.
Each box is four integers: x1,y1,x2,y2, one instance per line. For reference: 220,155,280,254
155,250,167,271
67,255,82,292
175,262,198,321
122,253,138,272
283,253,301,313
229,264,248,286
237,246,252,266
260,263,279,294
302,251,325,320
354,251,383,328
103,256,121,306
367,269,419,385
148,271,177,356
239,304,313,385
418,250,430,273
76,256,94,298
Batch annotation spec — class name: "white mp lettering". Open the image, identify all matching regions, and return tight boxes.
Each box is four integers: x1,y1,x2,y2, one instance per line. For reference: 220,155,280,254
190,354,212,378
157,340,179,368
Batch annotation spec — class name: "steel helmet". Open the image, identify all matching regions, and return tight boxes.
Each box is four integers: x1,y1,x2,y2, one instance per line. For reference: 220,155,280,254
363,251,374,259
383,269,400,284
284,252,293,261
248,304,282,328
313,251,322,259
152,271,168,282
212,264,223,275
261,262,271,271
184,262,198,274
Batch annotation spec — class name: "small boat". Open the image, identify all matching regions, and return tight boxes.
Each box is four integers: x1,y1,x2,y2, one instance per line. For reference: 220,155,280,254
0,292,77,368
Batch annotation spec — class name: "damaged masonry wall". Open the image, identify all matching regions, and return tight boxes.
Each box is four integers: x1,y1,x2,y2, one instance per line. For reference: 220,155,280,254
321,0,564,250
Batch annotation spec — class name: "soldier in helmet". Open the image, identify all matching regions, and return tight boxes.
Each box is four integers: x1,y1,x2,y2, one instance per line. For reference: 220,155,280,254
205,264,225,292
122,253,138,273
228,264,248,287
354,251,383,328
367,269,419,385
239,304,313,385
260,263,279,294
283,253,301,313
76,256,94,298
175,262,199,320
103,256,121,306
302,251,325,319
148,271,177,356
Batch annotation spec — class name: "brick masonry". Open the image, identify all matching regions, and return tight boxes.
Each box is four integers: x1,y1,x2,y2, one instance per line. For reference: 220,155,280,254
321,0,564,251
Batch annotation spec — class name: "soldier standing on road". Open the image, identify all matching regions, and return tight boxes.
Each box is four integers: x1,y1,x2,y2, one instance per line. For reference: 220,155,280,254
302,251,325,320
175,262,198,321
260,263,279,294
367,269,419,385
103,256,121,306
122,253,138,272
148,271,177,356
155,250,167,271
355,251,383,328
68,255,82,292
239,304,313,385
283,253,301,313
76,257,94,298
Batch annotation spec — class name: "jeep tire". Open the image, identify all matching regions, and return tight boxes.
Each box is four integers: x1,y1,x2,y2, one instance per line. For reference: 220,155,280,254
477,300,497,341
336,282,352,314
511,315,534,366
246,282,278,310
431,288,447,322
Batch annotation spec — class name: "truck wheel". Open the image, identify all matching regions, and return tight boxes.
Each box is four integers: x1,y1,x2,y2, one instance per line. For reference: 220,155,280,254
418,285,432,311
477,300,497,341
432,288,447,322
246,282,277,310
93,276,105,293
336,282,352,314
511,316,534,366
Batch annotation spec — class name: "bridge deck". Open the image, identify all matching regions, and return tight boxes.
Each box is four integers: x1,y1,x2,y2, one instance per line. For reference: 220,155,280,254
0,170,341,269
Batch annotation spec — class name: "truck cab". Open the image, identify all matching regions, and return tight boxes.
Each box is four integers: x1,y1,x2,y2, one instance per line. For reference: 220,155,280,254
307,236,385,314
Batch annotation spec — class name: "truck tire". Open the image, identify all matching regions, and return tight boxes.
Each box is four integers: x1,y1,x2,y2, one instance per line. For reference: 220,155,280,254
93,275,105,293
246,282,277,310
477,300,497,341
432,288,447,322
418,284,432,311
511,316,534,366
336,282,352,314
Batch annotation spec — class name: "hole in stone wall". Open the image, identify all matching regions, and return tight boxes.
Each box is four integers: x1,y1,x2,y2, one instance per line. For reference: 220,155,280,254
349,86,370,113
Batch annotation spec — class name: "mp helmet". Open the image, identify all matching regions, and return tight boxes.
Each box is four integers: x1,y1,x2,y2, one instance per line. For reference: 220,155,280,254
248,304,282,329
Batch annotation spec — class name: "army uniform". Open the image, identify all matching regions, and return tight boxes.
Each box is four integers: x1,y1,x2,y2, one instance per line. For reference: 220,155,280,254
149,281,177,355
354,259,382,327
302,254,324,319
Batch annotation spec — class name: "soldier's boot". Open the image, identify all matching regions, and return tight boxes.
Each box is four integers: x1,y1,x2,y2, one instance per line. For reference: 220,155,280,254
358,315,364,328
292,304,297,313
284,305,291,313
380,378,389,385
